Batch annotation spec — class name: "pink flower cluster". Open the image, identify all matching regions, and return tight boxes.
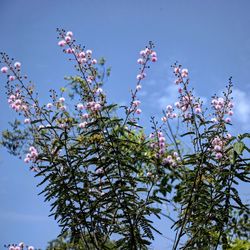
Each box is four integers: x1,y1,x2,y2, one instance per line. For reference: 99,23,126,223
1,61,21,80
24,146,38,163
79,121,88,129
8,243,34,250
58,30,98,66
8,94,28,112
136,48,157,80
86,101,102,112
57,97,67,111
173,66,189,84
58,31,73,47
162,151,180,167
161,105,177,122
211,97,233,123
150,131,166,156
174,94,194,119
211,136,225,159
138,48,157,63
76,50,97,66
132,100,142,115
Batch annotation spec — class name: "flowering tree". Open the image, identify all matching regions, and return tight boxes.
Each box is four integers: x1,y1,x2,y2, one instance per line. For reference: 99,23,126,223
1,29,249,250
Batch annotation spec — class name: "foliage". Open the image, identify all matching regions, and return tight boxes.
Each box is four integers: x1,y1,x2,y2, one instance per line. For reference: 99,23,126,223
1,29,249,250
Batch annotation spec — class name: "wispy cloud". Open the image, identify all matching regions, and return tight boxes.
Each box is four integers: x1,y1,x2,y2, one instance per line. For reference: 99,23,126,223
157,84,179,109
232,88,250,130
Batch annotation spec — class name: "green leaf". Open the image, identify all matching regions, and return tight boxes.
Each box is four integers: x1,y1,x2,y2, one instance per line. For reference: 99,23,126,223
234,141,245,155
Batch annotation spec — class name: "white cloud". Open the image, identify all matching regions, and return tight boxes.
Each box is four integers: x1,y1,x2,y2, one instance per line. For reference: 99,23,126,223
233,88,250,129
157,84,179,109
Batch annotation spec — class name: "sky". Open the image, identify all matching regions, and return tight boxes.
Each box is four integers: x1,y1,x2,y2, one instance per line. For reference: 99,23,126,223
0,0,250,249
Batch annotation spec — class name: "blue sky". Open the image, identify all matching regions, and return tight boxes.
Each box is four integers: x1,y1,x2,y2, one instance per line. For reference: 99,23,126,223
0,0,250,249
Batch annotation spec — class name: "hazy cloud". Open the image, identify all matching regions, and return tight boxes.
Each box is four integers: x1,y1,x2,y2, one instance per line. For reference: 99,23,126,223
233,88,250,129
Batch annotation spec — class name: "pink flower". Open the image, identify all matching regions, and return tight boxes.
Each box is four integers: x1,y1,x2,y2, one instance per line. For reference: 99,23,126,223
147,172,153,177
228,102,234,108
158,131,163,137
58,40,66,47
159,148,165,155
59,123,66,128
226,133,232,139
140,50,146,57
78,52,86,58
181,68,188,78
174,67,180,74
225,117,231,123
151,56,157,62
77,103,84,111
64,36,71,43
24,118,31,124
94,103,101,111
217,97,224,105
79,58,87,64
65,48,73,54
60,105,67,111
214,145,221,151
228,110,233,116
166,155,173,163
9,94,16,100
161,117,167,122
178,87,183,93
166,105,173,111
181,106,187,112
24,158,30,163
66,31,73,37
184,113,192,119
159,137,165,142
46,103,53,109
136,84,142,90
28,246,34,250
59,97,65,103
96,87,103,94
211,118,217,123
14,62,21,68
9,75,15,81
215,152,223,159
149,133,154,138
92,59,97,65
137,58,144,64
82,113,89,119
151,51,157,57
79,122,87,128
135,108,142,114
132,100,141,107
1,66,8,73
175,102,181,108
211,99,218,105
195,107,201,113
173,152,178,157
175,78,181,85
136,74,143,80
215,105,221,110
145,48,151,55
86,49,92,56
18,242,25,247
